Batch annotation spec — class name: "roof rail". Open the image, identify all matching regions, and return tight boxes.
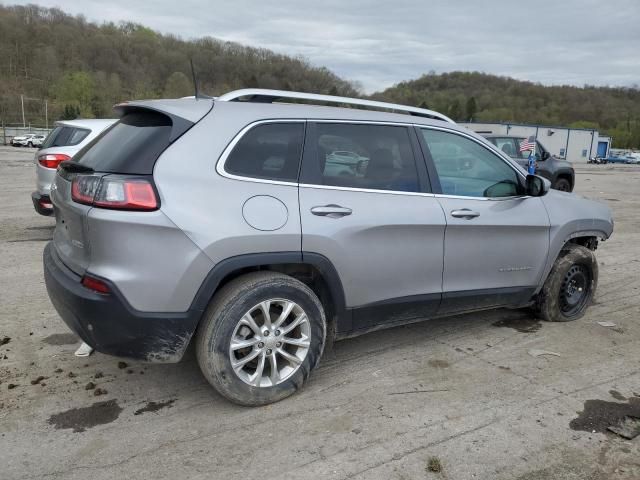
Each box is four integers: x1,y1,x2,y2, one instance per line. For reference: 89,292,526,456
216,88,455,124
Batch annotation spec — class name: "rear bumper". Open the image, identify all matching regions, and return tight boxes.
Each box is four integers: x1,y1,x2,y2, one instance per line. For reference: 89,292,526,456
43,242,202,362
32,192,54,216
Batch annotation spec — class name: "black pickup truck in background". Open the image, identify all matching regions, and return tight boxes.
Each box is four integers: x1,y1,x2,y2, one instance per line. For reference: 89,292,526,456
483,134,575,192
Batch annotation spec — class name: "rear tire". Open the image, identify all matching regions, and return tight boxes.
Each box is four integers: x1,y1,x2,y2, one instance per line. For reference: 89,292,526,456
195,271,326,406
553,178,571,192
535,244,598,322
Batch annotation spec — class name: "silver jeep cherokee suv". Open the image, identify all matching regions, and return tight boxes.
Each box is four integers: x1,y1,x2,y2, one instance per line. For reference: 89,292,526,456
44,89,614,406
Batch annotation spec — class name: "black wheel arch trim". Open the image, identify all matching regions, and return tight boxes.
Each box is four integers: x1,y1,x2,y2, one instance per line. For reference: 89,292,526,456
189,251,348,322
564,230,610,243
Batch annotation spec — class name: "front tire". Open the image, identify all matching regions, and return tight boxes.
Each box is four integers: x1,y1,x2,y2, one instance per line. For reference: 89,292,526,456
535,244,598,322
553,177,571,192
195,271,326,406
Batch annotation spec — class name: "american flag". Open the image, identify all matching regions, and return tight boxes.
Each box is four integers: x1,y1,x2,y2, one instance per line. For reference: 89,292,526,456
519,136,536,152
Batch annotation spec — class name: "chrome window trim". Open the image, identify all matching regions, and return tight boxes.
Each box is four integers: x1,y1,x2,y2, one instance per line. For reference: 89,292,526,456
298,183,435,198
415,124,532,201
414,124,527,181
215,119,304,187
216,119,529,200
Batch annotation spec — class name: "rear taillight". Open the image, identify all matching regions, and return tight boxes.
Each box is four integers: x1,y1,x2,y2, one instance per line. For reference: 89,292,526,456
38,153,70,169
71,175,159,211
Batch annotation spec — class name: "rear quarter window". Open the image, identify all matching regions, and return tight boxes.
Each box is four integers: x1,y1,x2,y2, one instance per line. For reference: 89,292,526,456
224,122,304,182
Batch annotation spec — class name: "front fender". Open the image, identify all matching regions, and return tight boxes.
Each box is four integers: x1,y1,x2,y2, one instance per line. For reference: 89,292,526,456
536,191,613,292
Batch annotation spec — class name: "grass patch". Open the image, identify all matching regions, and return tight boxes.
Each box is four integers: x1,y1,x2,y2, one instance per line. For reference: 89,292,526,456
427,456,442,473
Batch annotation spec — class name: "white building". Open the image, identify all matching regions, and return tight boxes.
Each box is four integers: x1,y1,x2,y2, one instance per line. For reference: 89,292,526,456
461,122,612,163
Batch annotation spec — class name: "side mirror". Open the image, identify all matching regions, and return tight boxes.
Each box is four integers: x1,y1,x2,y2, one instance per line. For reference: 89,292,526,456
541,151,550,161
526,174,549,197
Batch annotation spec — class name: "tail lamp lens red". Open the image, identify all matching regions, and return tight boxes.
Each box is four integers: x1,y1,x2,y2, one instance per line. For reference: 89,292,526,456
38,153,70,169
71,175,158,211
81,275,111,294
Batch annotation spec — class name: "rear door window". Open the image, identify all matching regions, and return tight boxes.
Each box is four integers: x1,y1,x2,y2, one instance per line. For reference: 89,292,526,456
301,123,421,193
224,122,304,182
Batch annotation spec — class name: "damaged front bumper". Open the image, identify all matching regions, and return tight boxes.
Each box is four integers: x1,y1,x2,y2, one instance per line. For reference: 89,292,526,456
43,242,201,362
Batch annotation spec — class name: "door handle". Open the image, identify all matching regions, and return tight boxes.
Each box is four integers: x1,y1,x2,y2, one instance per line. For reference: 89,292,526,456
450,209,480,219
311,204,352,218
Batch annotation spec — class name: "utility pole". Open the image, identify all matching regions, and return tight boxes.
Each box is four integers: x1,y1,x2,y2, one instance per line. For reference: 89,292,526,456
45,100,48,130
21,94,25,127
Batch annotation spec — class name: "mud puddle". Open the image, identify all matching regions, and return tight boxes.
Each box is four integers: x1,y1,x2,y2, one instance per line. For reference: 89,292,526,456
570,396,640,435
48,399,123,433
134,399,176,416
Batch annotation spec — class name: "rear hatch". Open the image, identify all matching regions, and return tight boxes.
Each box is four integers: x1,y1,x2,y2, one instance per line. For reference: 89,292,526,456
50,99,213,275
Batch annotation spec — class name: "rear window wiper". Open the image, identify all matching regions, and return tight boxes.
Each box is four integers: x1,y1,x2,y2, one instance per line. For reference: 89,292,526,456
59,161,94,174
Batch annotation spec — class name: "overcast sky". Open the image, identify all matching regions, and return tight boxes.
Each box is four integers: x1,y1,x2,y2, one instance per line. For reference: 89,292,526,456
13,0,640,92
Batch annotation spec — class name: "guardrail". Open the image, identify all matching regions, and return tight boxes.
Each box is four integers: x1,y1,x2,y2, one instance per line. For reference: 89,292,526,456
1,126,52,145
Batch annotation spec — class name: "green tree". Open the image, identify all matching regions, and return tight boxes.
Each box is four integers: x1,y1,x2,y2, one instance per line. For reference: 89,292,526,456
61,104,80,120
465,96,477,121
53,71,95,117
163,71,192,98
448,99,462,121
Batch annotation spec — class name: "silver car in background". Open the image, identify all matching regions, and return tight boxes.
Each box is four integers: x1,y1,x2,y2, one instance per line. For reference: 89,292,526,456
32,119,116,215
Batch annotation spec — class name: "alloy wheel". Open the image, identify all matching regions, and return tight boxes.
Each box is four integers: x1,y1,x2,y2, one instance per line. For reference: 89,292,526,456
229,299,311,387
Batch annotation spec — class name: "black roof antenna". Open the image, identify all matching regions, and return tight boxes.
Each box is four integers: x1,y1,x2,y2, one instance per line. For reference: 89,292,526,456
190,58,200,99
189,59,212,99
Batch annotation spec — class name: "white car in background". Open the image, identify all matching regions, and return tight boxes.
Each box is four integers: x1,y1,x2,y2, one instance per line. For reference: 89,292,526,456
31,135,46,148
11,133,39,147
32,119,116,215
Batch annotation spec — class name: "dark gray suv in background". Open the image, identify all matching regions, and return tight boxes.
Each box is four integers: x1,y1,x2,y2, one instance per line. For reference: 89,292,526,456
483,134,575,191
43,89,613,405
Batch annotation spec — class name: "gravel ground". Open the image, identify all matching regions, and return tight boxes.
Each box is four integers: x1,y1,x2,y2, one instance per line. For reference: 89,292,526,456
1,145,639,479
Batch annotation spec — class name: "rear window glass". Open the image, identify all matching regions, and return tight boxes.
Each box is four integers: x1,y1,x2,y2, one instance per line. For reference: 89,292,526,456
225,123,304,182
42,126,90,148
41,126,62,149
75,111,172,174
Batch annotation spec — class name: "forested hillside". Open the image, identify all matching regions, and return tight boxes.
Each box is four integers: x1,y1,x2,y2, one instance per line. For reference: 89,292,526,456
1,5,638,147
0,4,357,125
374,72,640,148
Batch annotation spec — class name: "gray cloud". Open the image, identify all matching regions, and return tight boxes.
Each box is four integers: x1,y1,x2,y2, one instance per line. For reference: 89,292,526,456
15,0,640,92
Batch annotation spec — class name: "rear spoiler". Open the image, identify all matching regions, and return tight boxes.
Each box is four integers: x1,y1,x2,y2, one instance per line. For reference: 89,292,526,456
114,98,214,143
114,98,214,123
